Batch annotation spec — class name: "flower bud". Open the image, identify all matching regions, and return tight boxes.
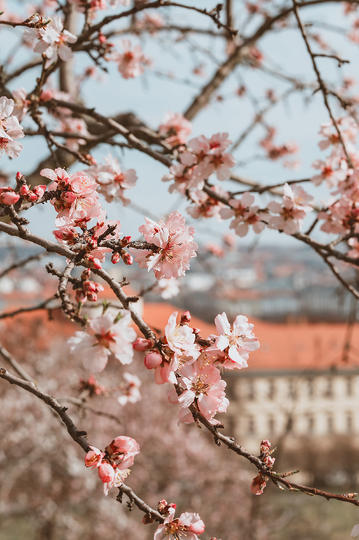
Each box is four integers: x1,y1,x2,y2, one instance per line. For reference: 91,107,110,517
122,253,133,265
144,351,162,369
111,252,121,264
16,171,23,181
180,310,191,324
19,185,30,196
133,337,153,352
0,190,20,205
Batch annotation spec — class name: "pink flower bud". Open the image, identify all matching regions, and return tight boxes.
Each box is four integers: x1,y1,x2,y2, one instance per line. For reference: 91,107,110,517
144,351,162,369
27,192,38,202
19,185,30,196
121,235,131,245
180,310,191,324
122,253,133,265
86,292,98,302
98,463,115,484
0,190,20,205
133,337,153,351
85,446,103,469
16,172,22,181
111,252,121,264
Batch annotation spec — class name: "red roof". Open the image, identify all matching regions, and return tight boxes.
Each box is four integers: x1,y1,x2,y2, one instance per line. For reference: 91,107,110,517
143,303,359,371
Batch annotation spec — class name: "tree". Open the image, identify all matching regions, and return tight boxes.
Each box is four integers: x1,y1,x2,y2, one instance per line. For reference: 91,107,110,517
1,1,359,538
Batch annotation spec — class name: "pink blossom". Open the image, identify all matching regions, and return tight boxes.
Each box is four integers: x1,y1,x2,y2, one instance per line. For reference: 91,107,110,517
212,312,259,369
116,40,150,79
68,312,136,372
136,12,165,34
187,187,226,220
155,278,180,299
117,372,141,406
105,435,140,469
312,157,349,186
130,211,197,279
220,193,265,237
165,312,200,366
154,511,205,540
174,361,229,424
267,184,312,234
0,96,24,158
27,17,77,64
98,462,115,484
12,88,29,121
159,113,192,147
85,446,104,469
59,117,89,151
41,168,103,226
185,133,235,182
87,154,137,204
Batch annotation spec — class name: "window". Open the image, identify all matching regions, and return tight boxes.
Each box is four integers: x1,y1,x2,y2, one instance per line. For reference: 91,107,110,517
307,377,314,398
324,377,333,398
267,379,276,400
327,414,334,434
307,415,314,434
288,378,297,400
346,376,353,396
247,379,255,400
346,412,353,433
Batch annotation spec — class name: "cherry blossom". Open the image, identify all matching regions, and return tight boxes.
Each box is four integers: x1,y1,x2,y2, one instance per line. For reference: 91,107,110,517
212,312,259,369
68,312,136,372
187,187,226,220
41,168,104,226
85,446,104,469
117,372,141,406
116,40,150,79
220,193,265,237
159,113,192,148
183,133,235,182
267,183,313,234
154,510,205,540
164,312,200,366
155,278,180,299
87,154,137,204
173,361,229,424
0,96,24,158
130,211,197,279
27,17,77,64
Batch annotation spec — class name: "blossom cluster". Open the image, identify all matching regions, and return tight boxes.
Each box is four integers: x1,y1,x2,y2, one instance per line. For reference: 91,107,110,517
85,435,139,495
153,500,205,540
139,311,259,424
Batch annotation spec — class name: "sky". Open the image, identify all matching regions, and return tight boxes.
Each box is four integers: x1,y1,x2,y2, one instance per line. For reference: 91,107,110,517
0,1,357,248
